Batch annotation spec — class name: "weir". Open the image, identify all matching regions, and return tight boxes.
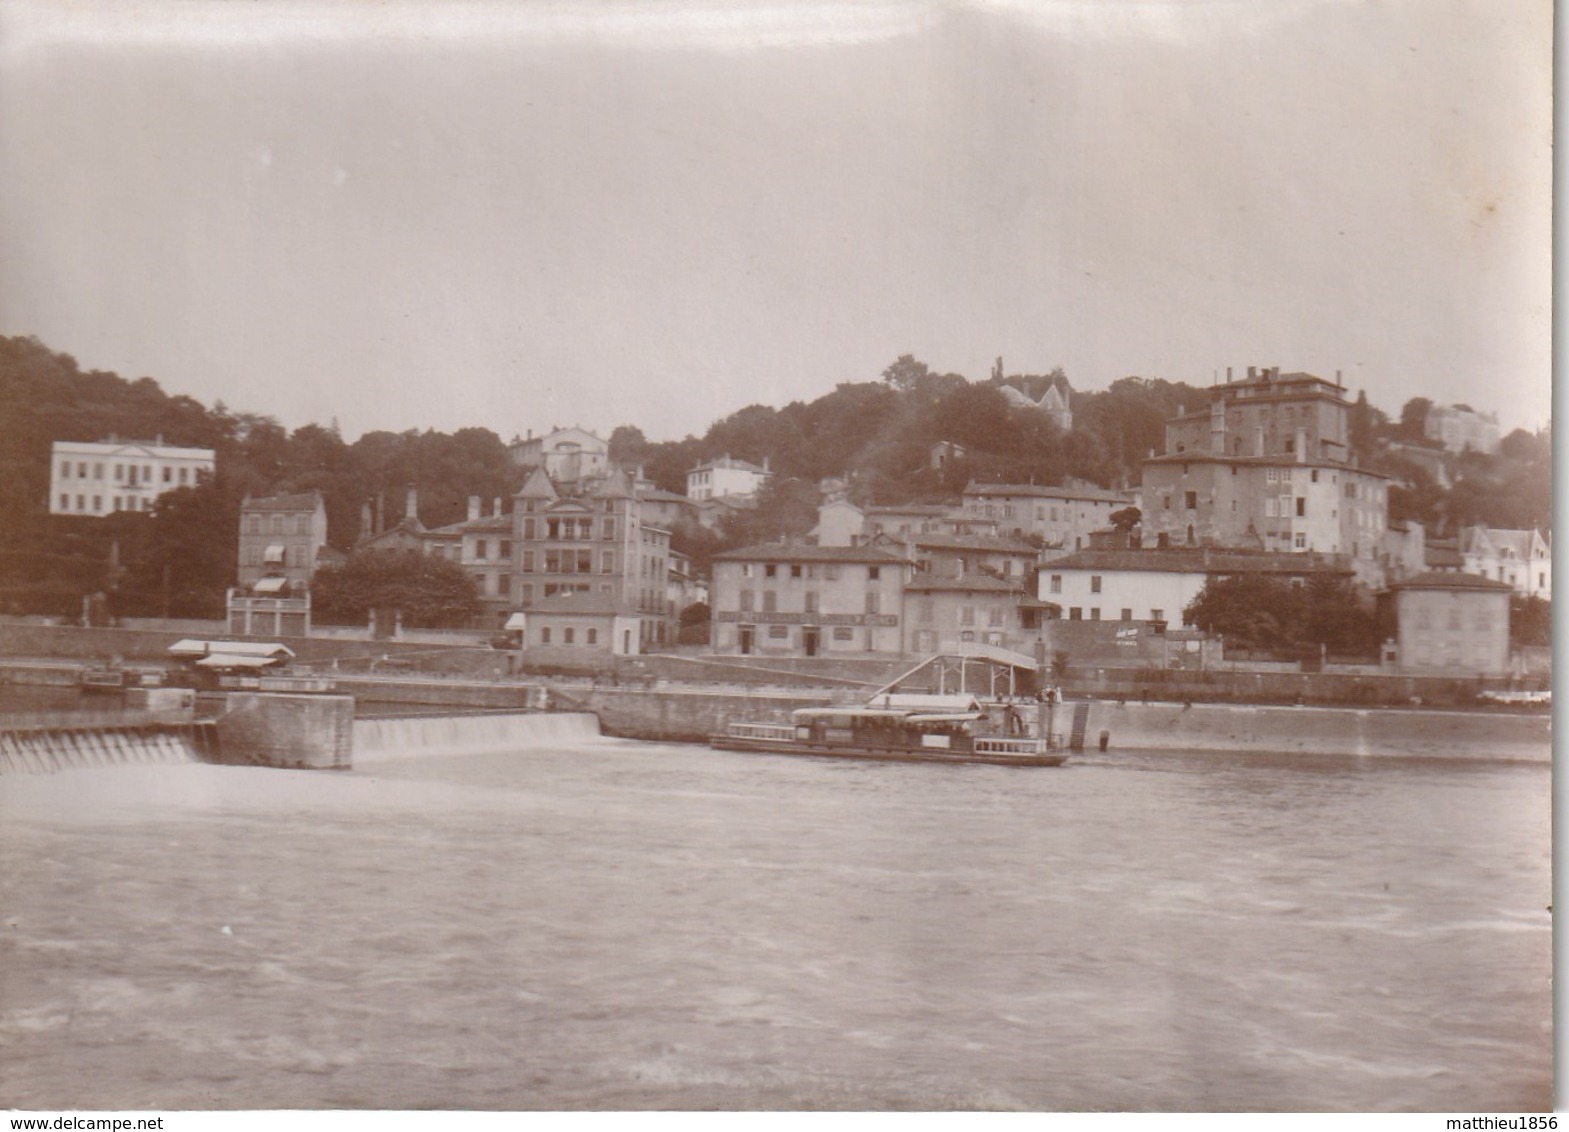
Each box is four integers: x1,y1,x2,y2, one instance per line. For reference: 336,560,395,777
353,711,601,763
0,724,205,775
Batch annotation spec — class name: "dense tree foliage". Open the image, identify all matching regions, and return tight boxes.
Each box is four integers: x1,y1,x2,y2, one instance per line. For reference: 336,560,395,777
310,552,481,628
1184,575,1380,656
0,334,1550,622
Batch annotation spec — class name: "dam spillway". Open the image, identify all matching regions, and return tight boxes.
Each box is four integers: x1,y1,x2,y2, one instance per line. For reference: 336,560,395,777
353,711,602,763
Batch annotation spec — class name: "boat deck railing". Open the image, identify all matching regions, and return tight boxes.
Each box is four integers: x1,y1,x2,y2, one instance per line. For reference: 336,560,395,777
726,722,798,742
973,735,1055,756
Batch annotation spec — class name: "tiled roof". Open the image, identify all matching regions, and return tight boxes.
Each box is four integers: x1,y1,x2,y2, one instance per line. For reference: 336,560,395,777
1389,571,1514,592
524,590,639,616
1042,549,1353,576
1142,453,1385,477
905,575,1027,593
242,492,323,512
714,543,908,564
908,534,1037,554
962,481,1128,504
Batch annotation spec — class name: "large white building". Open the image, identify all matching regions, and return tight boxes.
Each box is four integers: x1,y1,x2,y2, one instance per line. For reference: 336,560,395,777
1460,525,1551,600
686,455,771,502
508,427,611,489
1423,404,1500,455
50,438,215,517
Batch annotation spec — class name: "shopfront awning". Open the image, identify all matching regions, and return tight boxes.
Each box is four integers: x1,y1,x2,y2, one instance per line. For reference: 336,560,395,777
195,653,278,669
504,612,528,631
252,576,288,594
263,544,285,564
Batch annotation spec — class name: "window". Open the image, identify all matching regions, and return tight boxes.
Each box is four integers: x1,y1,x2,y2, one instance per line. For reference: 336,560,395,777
865,592,880,614
1090,575,1102,594
271,515,284,534
1310,469,1319,483
804,591,819,614
179,467,188,484
541,627,552,644
825,564,839,581
1121,608,1133,620
763,591,777,613
765,563,777,578
475,540,488,560
76,494,85,510
1184,491,1197,510
60,462,70,479
867,566,880,581
1069,607,1082,621
78,462,87,477
917,598,934,623
564,628,575,645
91,495,101,512
1293,533,1306,549
1090,608,1101,620
1049,574,1062,594
739,590,754,612
500,541,512,559
603,518,615,540
1266,468,1279,482
161,466,171,483
587,628,598,645
988,606,1004,627
741,563,753,578
791,564,802,578
523,518,536,539
1295,498,1306,517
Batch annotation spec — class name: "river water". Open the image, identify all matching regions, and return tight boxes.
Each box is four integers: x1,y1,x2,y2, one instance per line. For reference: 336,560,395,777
0,732,1550,1112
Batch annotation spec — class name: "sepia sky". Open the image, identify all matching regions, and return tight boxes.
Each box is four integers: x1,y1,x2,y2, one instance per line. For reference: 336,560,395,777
0,0,1552,443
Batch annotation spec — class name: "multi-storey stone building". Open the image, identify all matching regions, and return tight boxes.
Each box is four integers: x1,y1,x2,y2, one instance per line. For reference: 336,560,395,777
1139,367,1392,587
960,481,1130,553
1423,404,1500,455
237,492,329,591
511,467,675,649
50,437,215,517
709,543,910,657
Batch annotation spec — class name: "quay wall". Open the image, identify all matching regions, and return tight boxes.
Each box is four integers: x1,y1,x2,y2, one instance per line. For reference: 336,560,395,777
552,687,1551,762
1081,700,1549,762
0,623,483,665
548,686,847,744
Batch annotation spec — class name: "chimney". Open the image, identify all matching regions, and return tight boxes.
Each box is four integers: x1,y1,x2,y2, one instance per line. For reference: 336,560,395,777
405,486,418,522
1336,369,1343,388
1226,367,1233,383
468,495,481,521
1247,366,1256,381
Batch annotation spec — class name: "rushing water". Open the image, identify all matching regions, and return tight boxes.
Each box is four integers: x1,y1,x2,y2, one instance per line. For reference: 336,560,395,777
0,732,1550,1112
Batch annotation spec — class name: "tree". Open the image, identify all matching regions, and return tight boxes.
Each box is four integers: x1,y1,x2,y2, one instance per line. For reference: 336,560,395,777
1397,397,1434,443
881,354,931,393
1511,595,1550,649
311,552,482,628
1183,575,1304,650
1109,506,1142,533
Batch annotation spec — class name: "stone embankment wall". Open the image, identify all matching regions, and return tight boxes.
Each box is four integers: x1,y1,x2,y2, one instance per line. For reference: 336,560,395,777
1082,700,1549,762
0,623,473,665
547,686,844,744
552,686,1551,762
